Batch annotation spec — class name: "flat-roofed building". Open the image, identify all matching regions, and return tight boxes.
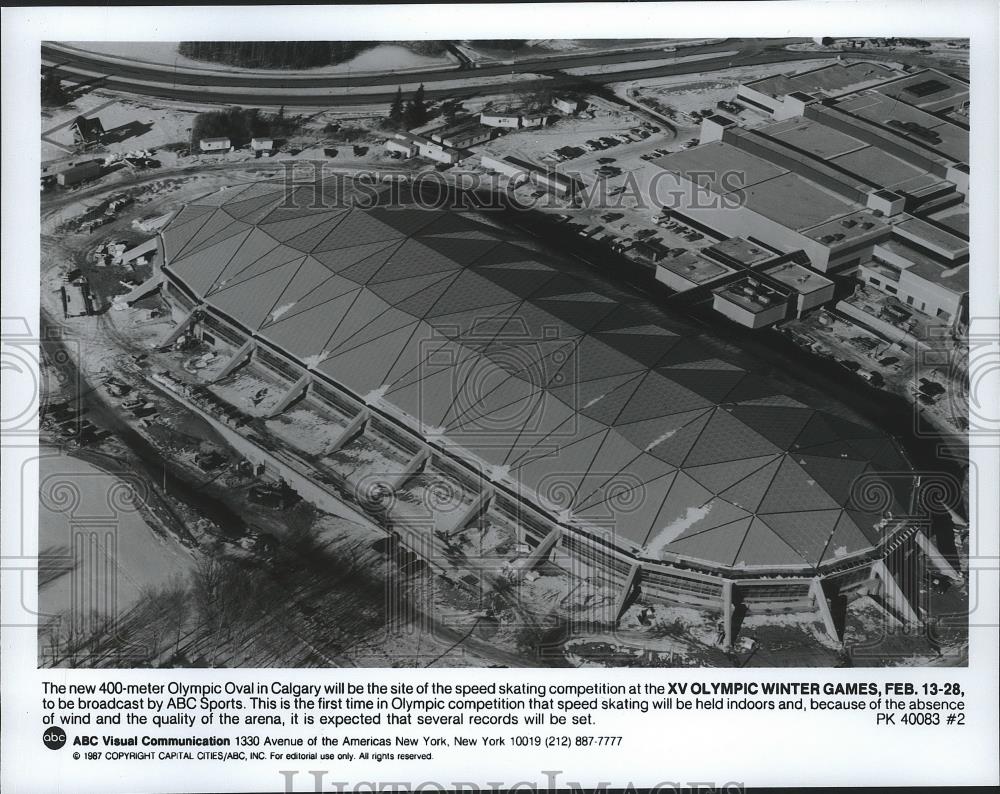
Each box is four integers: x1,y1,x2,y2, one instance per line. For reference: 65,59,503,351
654,63,969,334
481,153,532,182
482,154,580,195
62,281,92,317
893,216,968,261
703,237,777,269
699,114,737,144
737,61,902,118
655,251,736,292
552,97,580,114
521,113,549,129
712,275,791,328
761,261,835,316
57,160,101,186
832,92,969,164
480,111,522,128
392,131,462,164
860,238,966,323
432,117,494,148
385,136,419,157
805,102,964,182
533,168,582,197
653,142,890,272
251,137,275,154
199,137,232,153
872,68,970,113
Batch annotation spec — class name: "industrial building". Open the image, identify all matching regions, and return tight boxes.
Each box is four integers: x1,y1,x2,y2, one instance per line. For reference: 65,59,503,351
737,61,901,119
150,180,954,643
56,160,101,186
654,63,969,330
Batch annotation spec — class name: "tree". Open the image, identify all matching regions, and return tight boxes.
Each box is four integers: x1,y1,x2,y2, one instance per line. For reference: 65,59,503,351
41,70,67,107
404,83,427,128
389,87,404,124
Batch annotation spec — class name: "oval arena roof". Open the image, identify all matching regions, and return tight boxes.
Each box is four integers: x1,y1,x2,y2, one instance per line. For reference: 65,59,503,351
161,181,915,574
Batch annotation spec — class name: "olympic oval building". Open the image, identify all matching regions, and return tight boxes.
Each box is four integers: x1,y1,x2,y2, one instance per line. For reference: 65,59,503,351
155,180,941,641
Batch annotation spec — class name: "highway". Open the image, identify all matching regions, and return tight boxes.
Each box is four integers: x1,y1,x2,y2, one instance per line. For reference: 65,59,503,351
42,38,831,107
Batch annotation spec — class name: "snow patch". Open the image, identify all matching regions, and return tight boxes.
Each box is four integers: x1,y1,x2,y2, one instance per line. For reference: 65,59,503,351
271,302,295,321
364,384,389,405
643,503,712,557
645,428,677,452
302,351,329,369
489,464,511,482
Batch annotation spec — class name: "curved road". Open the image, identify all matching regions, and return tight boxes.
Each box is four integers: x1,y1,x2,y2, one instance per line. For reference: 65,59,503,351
42,38,832,107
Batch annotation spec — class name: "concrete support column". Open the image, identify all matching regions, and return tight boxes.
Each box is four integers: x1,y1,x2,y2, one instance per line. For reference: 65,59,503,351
613,563,642,623
211,340,256,383
810,578,842,645
514,526,562,574
448,485,494,535
328,408,369,454
382,448,430,493
158,306,201,348
122,271,164,305
914,531,962,581
267,373,310,416
871,559,920,625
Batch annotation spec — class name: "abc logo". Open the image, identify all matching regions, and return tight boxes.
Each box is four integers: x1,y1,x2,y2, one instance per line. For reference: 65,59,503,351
43,726,67,750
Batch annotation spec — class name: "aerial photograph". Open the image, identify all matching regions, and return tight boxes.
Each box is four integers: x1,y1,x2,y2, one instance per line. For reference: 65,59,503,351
37,37,971,669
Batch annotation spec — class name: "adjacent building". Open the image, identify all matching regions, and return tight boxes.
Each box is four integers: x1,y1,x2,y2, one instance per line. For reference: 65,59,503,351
430,117,494,149
712,275,791,328
71,115,105,147
480,109,551,129
387,131,462,164
56,160,101,186
552,97,580,115
653,63,969,329
251,137,275,155
199,137,233,153
760,260,836,317
654,250,737,293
